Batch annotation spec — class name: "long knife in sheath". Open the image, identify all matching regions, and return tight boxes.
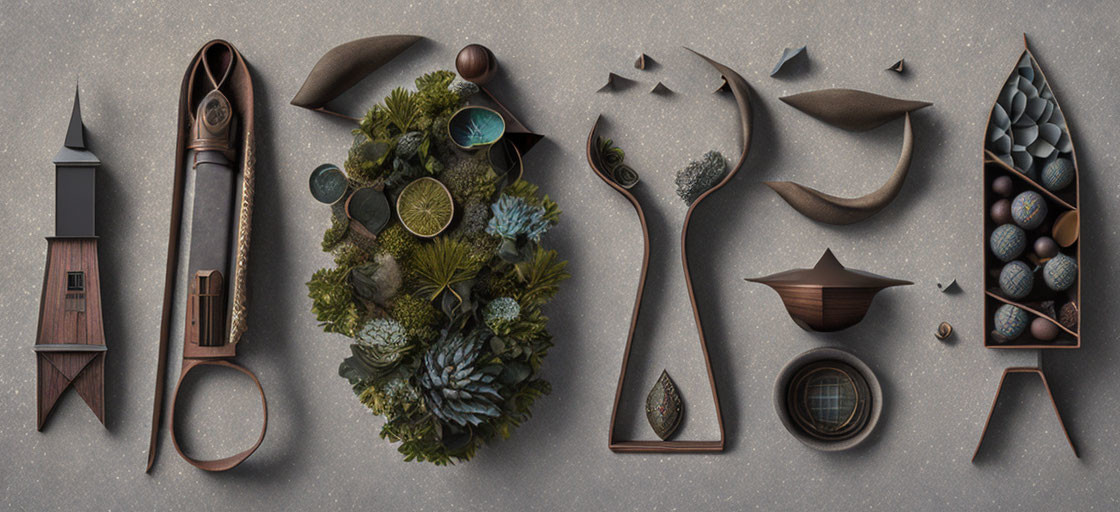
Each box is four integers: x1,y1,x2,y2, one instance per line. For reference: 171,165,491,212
147,40,266,473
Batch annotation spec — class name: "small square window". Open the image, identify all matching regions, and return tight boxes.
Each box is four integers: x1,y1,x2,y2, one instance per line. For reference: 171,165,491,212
67,272,84,291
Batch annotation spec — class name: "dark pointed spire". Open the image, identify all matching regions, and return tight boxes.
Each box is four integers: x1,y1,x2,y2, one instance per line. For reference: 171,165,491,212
54,80,100,166
64,81,85,149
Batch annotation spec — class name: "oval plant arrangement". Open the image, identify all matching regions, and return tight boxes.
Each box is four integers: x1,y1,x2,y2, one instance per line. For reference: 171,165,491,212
306,70,569,464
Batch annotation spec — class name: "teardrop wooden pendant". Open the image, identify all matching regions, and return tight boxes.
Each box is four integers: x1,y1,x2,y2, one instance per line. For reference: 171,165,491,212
645,370,683,441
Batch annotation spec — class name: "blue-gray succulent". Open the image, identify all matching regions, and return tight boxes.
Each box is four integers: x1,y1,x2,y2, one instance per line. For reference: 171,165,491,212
418,331,503,426
486,195,551,242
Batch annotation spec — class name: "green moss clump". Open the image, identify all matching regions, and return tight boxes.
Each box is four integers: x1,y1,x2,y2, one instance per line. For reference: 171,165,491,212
375,223,418,260
390,293,440,345
441,156,497,205
322,215,349,252
461,231,500,268
333,244,372,269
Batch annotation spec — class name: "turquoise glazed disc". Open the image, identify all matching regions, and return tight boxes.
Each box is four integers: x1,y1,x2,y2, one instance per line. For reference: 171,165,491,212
989,224,1026,262
998,260,1034,299
1011,191,1048,230
1041,158,1075,192
448,106,505,150
1043,252,1077,291
994,304,1029,340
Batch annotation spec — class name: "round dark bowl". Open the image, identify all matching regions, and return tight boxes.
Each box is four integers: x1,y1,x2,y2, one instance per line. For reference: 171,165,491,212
774,347,882,451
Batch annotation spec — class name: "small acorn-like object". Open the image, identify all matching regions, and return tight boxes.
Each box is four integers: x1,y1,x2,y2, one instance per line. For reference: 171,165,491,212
456,44,497,85
990,199,1013,225
992,175,1014,197
994,304,1029,340
1041,158,1075,192
1030,317,1060,342
1011,191,1048,230
989,224,1026,262
1034,236,1059,259
935,321,953,340
1043,252,1077,291
1059,302,1079,331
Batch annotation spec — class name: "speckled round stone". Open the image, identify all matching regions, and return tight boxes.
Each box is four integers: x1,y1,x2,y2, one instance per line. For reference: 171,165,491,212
1041,158,1075,192
989,224,1026,262
1043,252,1077,291
1030,317,1060,341
994,304,1029,340
1034,236,1059,259
990,199,1013,225
1011,191,1048,230
992,175,1014,197
998,261,1034,299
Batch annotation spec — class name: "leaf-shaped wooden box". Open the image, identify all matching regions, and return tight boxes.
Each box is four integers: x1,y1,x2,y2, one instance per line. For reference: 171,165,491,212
982,38,1081,349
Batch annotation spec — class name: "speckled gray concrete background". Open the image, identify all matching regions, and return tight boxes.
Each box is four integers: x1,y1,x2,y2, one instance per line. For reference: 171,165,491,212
2,1,1119,510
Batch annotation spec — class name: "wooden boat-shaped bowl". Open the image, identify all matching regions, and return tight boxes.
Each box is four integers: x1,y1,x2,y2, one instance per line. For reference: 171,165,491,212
747,249,911,332
982,38,1081,349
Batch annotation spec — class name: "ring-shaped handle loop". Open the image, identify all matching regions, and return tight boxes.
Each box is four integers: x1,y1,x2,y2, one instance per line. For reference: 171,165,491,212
168,359,267,472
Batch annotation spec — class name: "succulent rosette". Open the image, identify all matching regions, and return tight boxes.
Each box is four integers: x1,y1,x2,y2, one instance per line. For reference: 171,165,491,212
307,70,569,464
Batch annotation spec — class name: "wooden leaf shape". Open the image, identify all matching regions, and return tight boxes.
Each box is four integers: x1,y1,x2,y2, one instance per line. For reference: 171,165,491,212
645,370,683,441
765,112,914,225
291,35,422,110
780,88,930,131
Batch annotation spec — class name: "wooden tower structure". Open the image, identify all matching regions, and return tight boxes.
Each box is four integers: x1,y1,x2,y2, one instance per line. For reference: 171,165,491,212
35,86,106,430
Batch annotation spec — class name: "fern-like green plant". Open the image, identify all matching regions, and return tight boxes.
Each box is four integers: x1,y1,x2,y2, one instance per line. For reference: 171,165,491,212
411,237,479,302
384,87,421,135
493,247,570,307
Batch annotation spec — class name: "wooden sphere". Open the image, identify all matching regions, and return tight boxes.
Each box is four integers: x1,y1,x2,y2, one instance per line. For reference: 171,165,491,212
990,199,1012,225
1034,236,1059,259
992,175,1014,197
1030,317,1060,341
456,44,497,84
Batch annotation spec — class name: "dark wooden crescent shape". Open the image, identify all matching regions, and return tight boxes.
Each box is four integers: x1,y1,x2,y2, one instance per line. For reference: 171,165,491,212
764,112,913,225
290,35,422,118
587,48,752,453
780,88,929,131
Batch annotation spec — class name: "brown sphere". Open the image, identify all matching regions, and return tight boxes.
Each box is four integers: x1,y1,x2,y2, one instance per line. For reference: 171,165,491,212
1034,236,1059,259
990,199,1013,225
456,44,497,84
1030,317,1060,341
992,176,1014,197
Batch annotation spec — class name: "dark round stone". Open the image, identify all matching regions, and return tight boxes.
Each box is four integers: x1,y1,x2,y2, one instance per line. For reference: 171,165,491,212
1034,236,1059,259
992,175,1014,197
990,199,1013,225
456,44,497,84
1030,317,1060,341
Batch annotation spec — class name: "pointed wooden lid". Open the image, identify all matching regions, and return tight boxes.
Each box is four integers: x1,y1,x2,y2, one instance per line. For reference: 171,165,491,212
746,249,912,289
